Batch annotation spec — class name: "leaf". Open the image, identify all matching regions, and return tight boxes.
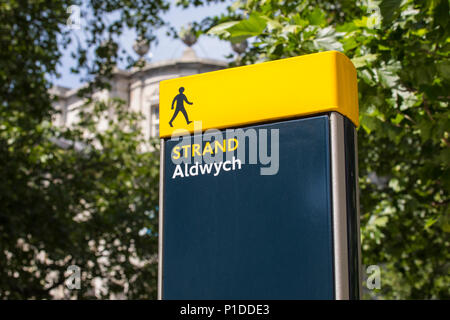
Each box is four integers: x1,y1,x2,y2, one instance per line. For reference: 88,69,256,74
230,0,242,12
425,218,437,229
433,0,449,28
351,54,379,68
388,178,401,192
312,27,344,51
336,21,358,32
360,114,379,134
207,21,240,37
227,13,267,43
282,25,301,34
261,16,282,31
377,65,400,88
354,17,368,27
308,7,326,26
391,113,404,125
359,69,376,86
374,216,389,227
379,0,402,25
418,119,433,142
343,36,359,51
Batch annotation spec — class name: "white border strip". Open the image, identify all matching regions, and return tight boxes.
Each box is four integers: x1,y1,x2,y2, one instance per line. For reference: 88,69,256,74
157,139,165,300
330,112,349,300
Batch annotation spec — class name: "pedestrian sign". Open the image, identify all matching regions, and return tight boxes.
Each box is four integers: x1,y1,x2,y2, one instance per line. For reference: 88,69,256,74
158,51,361,300
169,87,193,127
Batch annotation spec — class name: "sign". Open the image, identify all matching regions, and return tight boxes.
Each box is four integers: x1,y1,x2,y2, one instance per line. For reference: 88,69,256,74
158,51,361,300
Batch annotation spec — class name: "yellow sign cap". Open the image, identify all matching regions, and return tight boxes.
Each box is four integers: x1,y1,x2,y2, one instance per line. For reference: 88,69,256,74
160,50,358,138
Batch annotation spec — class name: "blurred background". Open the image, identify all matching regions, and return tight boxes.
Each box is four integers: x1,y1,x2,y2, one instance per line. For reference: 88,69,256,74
0,0,448,299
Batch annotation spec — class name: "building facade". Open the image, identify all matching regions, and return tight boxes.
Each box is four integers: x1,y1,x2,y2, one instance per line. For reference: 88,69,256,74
51,45,227,139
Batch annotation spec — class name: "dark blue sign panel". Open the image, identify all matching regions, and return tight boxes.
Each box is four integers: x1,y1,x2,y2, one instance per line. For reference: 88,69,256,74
162,115,336,299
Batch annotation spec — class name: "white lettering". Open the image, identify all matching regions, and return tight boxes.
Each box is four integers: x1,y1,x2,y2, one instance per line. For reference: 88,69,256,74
172,165,184,179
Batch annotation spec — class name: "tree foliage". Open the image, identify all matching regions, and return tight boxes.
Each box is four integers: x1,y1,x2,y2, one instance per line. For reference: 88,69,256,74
0,0,166,299
203,0,449,299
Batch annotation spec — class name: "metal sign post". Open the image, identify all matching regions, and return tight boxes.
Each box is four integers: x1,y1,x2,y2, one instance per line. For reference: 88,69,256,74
158,51,361,300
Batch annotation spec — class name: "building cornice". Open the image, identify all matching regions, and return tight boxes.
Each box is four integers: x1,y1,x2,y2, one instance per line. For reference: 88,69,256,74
51,56,227,100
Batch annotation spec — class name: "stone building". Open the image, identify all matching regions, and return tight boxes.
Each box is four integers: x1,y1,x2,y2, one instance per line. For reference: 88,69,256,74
50,36,228,139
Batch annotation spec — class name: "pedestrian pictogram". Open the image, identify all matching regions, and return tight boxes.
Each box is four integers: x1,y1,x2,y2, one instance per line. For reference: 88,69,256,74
169,87,193,127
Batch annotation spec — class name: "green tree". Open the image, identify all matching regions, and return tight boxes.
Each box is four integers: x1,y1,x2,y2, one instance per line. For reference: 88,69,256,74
0,0,168,299
1,98,160,299
203,0,449,299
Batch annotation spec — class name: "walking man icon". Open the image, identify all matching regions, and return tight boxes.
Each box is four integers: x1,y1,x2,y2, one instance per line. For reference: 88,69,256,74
169,87,193,127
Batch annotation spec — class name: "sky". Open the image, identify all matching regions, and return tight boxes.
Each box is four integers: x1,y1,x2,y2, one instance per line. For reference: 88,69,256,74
54,1,233,89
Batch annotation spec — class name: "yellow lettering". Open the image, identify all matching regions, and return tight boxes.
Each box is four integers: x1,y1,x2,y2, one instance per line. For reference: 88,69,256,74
181,145,191,158
215,139,226,153
192,144,201,157
172,146,181,160
228,138,238,151
203,142,213,155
